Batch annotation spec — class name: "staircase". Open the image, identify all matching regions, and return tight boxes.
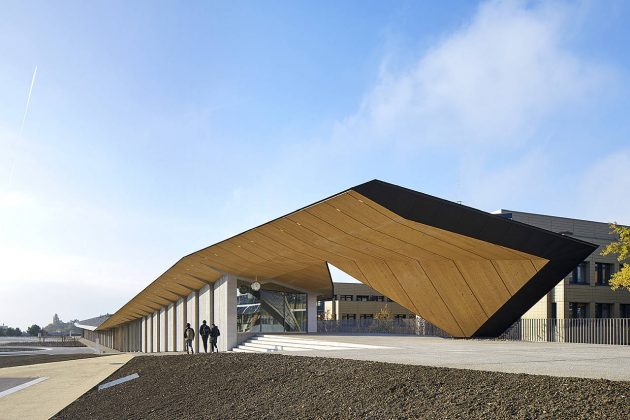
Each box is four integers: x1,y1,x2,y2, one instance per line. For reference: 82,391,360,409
231,334,389,353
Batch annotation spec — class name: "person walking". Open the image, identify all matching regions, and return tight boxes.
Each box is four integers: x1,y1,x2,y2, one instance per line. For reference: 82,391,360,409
199,320,211,353
210,323,220,352
184,323,195,354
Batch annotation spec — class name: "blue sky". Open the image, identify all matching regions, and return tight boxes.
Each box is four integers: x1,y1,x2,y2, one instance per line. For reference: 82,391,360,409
1,0,629,329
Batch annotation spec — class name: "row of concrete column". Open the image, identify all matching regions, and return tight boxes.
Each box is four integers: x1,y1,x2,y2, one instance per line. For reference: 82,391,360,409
103,274,319,353
139,274,237,353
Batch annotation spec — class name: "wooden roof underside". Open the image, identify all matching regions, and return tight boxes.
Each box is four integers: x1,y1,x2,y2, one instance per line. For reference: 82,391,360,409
98,185,566,337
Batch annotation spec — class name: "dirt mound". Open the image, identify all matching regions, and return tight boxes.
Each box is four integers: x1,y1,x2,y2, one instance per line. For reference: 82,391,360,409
54,353,629,419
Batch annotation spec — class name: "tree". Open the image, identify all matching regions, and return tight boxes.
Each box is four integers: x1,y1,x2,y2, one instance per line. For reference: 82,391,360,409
27,324,42,336
374,304,392,320
601,223,630,292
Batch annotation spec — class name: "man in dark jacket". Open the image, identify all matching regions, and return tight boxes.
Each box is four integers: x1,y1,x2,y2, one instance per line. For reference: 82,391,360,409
210,323,220,352
184,323,195,354
199,320,211,353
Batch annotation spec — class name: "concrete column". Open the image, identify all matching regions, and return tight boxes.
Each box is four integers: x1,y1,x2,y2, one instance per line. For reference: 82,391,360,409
152,311,159,352
147,314,153,353
186,291,199,353
141,316,147,352
198,283,214,352
307,293,317,333
167,303,175,352
213,274,237,351
159,306,167,352
176,297,186,352
198,283,213,326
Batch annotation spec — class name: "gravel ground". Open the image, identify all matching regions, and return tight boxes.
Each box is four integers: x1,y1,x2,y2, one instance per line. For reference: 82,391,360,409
0,353,101,368
54,353,629,419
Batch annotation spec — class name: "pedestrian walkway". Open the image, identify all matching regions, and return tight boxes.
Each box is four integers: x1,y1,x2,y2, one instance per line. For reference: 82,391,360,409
0,353,135,419
276,335,630,381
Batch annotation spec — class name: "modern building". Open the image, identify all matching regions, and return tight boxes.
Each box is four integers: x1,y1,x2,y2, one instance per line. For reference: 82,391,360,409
495,210,630,319
321,282,416,320
86,180,595,352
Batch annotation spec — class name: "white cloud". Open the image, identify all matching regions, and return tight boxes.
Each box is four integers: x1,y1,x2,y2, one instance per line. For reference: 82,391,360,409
0,190,35,208
577,150,630,224
335,0,607,148
457,149,553,210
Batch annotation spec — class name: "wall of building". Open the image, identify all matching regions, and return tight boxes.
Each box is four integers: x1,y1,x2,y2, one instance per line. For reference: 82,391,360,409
323,282,417,320
502,210,630,319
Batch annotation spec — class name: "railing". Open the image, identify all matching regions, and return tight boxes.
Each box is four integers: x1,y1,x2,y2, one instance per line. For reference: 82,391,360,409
0,335,84,347
499,318,630,345
317,318,450,337
318,318,630,345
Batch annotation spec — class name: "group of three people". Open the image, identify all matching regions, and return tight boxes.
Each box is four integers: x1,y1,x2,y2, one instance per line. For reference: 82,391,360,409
184,320,220,354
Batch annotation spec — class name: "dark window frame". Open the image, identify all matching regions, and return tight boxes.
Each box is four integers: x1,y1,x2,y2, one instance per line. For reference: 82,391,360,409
595,262,613,286
595,303,612,318
569,302,589,318
570,262,589,285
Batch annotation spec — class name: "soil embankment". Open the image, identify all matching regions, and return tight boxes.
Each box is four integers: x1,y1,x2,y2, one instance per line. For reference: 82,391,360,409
54,353,629,419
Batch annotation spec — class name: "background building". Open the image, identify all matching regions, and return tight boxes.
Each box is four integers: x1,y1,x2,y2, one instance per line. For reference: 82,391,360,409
320,282,415,320
495,210,630,319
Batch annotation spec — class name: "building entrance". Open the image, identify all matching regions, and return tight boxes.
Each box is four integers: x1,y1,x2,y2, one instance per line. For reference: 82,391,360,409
236,280,307,333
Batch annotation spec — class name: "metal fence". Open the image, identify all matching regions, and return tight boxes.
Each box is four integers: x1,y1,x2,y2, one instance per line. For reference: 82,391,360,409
0,335,83,347
317,318,450,337
317,318,630,345
498,318,630,345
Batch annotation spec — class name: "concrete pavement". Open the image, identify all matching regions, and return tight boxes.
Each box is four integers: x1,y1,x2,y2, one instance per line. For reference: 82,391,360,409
0,353,135,419
278,335,630,381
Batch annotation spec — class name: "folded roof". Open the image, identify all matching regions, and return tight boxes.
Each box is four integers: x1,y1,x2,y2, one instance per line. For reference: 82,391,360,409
99,180,596,337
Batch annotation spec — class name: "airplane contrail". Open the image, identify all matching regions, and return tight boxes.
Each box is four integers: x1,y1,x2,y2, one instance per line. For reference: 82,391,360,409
19,65,38,136
8,65,38,185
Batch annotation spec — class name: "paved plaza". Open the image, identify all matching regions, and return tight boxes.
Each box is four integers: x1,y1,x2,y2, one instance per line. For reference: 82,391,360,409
277,335,630,381
0,354,135,419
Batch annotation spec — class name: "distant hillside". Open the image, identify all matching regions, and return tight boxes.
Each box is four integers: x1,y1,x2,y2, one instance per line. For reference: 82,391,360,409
43,313,81,335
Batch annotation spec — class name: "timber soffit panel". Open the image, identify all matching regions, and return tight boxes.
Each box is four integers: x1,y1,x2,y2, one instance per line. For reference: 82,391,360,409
98,179,596,337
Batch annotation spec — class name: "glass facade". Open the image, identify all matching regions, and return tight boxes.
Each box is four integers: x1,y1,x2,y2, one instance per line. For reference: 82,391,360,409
596,303,612,318
237,281,307,333
595,263,613,286
570,262,589,284
569,302,589,318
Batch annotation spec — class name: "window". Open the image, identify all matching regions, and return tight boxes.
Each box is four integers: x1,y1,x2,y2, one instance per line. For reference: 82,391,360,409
569,302,589,318
620,304,630,318
341,314,356,320
570,262,589,285
339,295,353,301
370,295,384,302
333,295,338,301
595,263,613,286
356,295,369,302
394,314,407,319
360,314,373,320
551,303,557,319
596,303,612,318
